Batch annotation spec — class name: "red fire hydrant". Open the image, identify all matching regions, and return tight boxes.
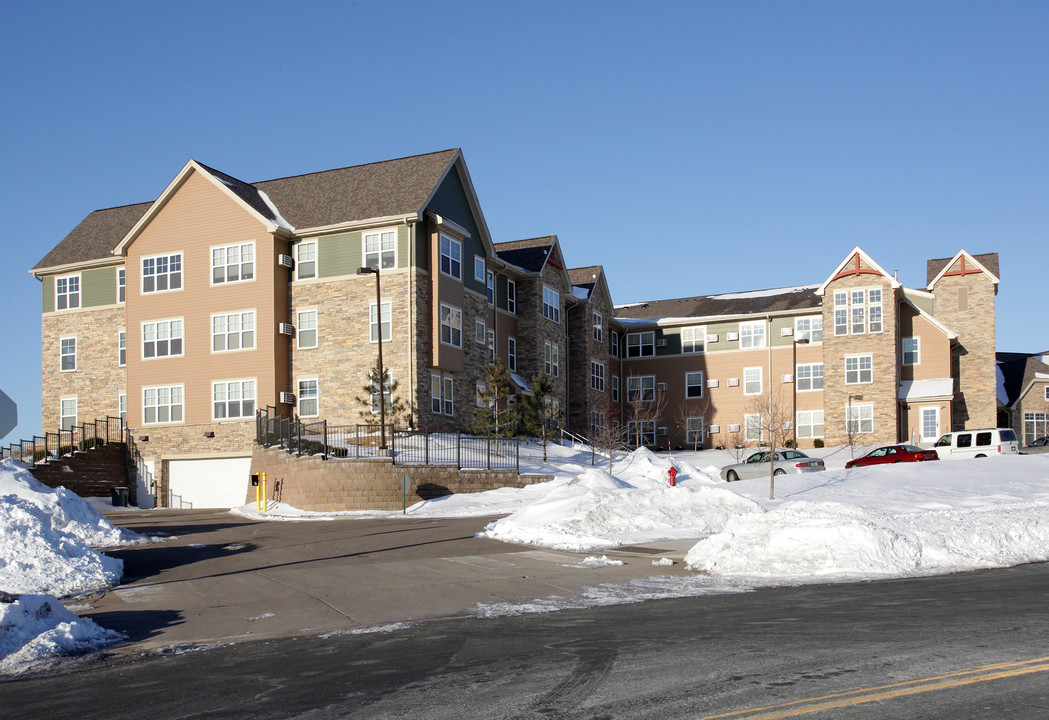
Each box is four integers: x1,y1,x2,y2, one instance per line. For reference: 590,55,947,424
668,466,677,487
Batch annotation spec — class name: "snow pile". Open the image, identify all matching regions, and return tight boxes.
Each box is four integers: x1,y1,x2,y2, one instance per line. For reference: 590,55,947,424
0,594,120,675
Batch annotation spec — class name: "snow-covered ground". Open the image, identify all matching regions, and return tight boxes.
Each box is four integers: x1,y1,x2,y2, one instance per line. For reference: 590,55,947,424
5,443,1049,676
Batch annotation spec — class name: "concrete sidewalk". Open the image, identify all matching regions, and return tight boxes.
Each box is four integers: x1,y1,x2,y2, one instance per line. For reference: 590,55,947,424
84,509,697,654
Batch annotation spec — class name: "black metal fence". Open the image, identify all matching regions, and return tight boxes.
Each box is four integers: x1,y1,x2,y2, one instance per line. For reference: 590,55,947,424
2,416,125,465
255,408,519,471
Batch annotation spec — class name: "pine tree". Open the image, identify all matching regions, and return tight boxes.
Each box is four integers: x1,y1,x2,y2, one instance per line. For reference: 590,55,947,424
519,371,559,461
470,358,519,437
353,358,409,429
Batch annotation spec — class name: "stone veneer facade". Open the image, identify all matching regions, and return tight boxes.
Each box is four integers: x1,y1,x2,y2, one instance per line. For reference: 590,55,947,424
566,285,614,436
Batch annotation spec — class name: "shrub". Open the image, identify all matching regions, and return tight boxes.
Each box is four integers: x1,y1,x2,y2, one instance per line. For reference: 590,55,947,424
813,438,825,448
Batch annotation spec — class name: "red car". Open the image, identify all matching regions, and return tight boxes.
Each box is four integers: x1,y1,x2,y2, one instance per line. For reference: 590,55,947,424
845,444,939,469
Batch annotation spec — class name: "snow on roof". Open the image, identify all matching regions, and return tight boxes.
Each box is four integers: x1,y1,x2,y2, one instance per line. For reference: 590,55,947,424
571,286,590,300
511,373,532,393
706,284,819,301
898,379,955,401
998,366,1009,405
1036,372,1049,380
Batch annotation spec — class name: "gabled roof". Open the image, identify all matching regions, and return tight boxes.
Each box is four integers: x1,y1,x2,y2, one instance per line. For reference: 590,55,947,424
614,284,820,322
926,251,1000,289
815,247,900,296
33,149,464,273
901,298,957,341
495,236,555,273
996,352,1049,407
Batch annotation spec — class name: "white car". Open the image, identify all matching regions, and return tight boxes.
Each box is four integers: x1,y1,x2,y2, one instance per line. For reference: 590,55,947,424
720,449,826,482
933,428,1019,459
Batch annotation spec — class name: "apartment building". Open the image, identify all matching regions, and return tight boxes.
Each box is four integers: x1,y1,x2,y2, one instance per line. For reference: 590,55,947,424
33,148,1001,507
997,351,1049,444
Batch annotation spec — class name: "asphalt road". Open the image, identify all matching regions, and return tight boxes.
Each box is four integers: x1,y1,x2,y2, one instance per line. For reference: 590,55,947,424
4,561,1049,719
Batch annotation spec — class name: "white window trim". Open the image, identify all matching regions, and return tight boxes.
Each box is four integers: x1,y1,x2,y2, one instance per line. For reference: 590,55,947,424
508,336,517,372
796,409,825,439
686,417,705,444
118,331,126,367
626,331,655,358
117,268,126,305
681,326,706,354
211,310,257,354
796,362,823,392
210,241,256,286
845,354,874,385
627,375,656,403
118,393,126,424
743,367,763,395
476,382,487,408
506,279,517,315
543,285,561,324
591,361,605,392
55,273,81,311
474,256,486,282
794,315,823,343
369,301,392,343
141,251,184,294
475,320,487,344
439,303,462,348
363,228,397,271
212,378,257,421
739,321,766,349
744,413,764,442
439,233,462,281
593,313,603,343
297,378,319,418
846,403,875,434
60,336,77,372
902,337,920,366
295,241,318,280
297,308,318,349
142,318,185,360
685,371,704,399
142,384,185,426
59,397,78,431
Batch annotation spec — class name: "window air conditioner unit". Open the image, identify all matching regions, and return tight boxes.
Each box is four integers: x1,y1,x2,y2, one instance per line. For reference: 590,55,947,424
657,426,668,436
783,421,795,430
707,379,719,388
707,333,719,343
278,254,295,268
709,424,720,434
656,382,667,391
727,378,740,387
278,323,295,336
279,392,296,405
782,373,794,383
728,424,741,433
781,327,794,336
655,338,668,347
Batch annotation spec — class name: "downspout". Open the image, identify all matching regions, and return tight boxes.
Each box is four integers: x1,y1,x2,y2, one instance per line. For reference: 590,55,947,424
407,219,415,429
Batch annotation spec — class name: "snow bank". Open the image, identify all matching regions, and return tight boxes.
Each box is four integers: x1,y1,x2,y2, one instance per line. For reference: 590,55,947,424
0,594,120,675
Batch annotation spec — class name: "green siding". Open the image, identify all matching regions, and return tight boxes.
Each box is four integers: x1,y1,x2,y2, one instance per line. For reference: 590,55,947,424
428,165,486,295
83,267,116,307
42,276,54,313
317,226,410,278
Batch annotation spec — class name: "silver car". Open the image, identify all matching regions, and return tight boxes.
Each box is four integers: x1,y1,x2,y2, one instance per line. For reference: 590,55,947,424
720,449,826,482
1022,437,1049,454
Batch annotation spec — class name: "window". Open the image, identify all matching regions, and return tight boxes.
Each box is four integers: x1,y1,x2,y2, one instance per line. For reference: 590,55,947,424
439,234,461,280
795,316,822,343
370,302,392,343
440,304,462,347
143,385,183,425
371,376,393,414
212,242,254,284
295,242,317,280
626,375,655,402
628,420,656,447
298,379,319,417
685,371,704,398
544,342,560,377
297,310,318,349
118,394,126,425
591,362,605,392
507,280,516,314
60,398,77,430
902,337,920,366
740,321,766,349
845,355,873,384
142,253,182,293
213,379,256,420
486,270,495,305
429,375,454,416
612,375,620,402
745,414,763,442
143,319,184,358
1045,386,1049,401
796,363,823,391
796,410,824,438
117,268,125,304
474,257,486,282
487,330,495,363
363,230,396,270
118,332,126,367
591,411,605,437
543,286,560,323
212,311,256,352
610,330,620,357
681,326,706,353
626,331,655,357
744,367,762,395
846,404,874,434
60,337,76,371
835,287,882,335
1025,413,1048,441
686,417,704,445
56,275,80,310
508,336,517,372
593,313,603,343
475,320,486,345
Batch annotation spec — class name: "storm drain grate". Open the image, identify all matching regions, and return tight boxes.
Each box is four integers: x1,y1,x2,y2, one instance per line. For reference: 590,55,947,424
615,545,671,555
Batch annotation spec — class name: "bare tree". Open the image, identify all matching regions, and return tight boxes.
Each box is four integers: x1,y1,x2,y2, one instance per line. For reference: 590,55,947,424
744,387,794,499
677,394,713,451
622,375,669,450
589,399,630,473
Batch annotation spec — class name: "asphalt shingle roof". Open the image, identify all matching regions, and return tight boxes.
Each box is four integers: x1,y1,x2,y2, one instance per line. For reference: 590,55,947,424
495,237,556,273
927,252,1000,285
614,285,821,321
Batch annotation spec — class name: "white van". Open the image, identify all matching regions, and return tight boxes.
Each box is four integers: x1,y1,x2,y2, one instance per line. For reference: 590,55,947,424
933,428,1020,459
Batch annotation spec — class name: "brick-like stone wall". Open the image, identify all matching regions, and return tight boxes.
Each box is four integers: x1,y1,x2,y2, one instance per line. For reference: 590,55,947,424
248,445,552,511
566,289,614,437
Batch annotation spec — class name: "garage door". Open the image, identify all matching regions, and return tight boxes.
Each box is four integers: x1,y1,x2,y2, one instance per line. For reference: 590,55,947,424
168,457,252,509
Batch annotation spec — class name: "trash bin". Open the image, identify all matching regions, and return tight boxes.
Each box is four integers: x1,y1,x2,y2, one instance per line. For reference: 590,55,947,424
110,487,129,507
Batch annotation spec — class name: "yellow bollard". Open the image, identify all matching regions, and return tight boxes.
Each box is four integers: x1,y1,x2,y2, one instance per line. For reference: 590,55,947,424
262,472,268,513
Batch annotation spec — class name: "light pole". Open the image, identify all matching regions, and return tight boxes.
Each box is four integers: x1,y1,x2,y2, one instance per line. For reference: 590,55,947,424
792,338,809,448
356,266,386,452
847,394,864,458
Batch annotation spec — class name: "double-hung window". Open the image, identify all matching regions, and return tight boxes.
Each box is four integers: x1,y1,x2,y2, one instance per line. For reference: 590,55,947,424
740,321,765,349
686,418,704,445
117,268,125,304
626,331,655,357
543,286,560,323
628,420,656,447
902,337,920,366
212,311,255,352
143,385,183,424
363,229,396,270
795,316,822,343
370,302,392,342
213,379,256,420
56,275,80,310
297,310,318,349
744,414,763,442
610,331,620,357
591,361,605,392
593,313,603,343
487,330,495,363
118,332,126,367
544,342,560,377
60,337,76,371
835,288,882,335
612,375,620,402
796,363,823,391
143,319,184,358
475,320,487,344
508,337,517,371
846,404,874,434
506,280,517,314
486,270,495,305
431,374,454,416
474,257,486,282
142,253,182,293
834,292,849,336
845,354,873,384
60,398,78,430
439,304,462,347
439,234,461,280
743,367,762,395
686,371,704,398
627,375,655,402
212,242,254,284
796,410,825,438
295,241,317,280
371,376,393,415
681,326,705,353
298,379,319,417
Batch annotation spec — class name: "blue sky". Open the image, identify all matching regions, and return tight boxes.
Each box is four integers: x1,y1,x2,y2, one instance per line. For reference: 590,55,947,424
1,1,1046,442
